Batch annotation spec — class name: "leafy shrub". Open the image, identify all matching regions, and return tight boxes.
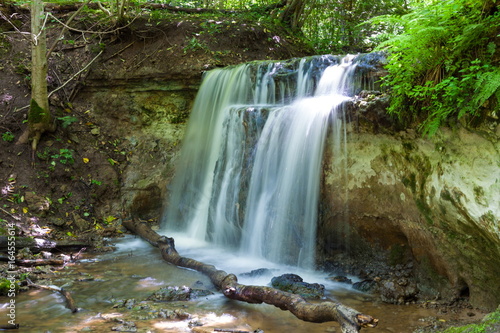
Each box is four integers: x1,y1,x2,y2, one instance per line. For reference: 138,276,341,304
51,148,75,165
2,132,14,142
372,0,500,135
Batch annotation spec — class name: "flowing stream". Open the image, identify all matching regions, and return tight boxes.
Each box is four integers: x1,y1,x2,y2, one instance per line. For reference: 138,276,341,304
0,236,468,332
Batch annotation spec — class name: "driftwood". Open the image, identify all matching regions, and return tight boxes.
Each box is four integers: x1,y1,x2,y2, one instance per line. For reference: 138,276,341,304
0,257,66,267
214,329,259,333
0,324,19,330
28,281,78,313
0,236,89,252
123,220,378,333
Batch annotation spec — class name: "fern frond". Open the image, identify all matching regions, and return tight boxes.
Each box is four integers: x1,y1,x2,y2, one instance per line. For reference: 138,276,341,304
473,68,500,108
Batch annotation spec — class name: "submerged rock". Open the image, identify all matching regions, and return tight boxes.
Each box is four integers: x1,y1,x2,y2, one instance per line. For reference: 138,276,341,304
240,268,275,278
378,278,418,305
328,276,353,284
147,286,213,302
271,274,325,299
352,279,378,293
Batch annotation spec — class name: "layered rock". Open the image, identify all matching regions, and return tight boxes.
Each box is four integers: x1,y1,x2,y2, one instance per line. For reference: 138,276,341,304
320,109,500,309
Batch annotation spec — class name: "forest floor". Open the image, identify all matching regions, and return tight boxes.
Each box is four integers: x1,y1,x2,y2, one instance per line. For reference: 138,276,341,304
0,2,496,332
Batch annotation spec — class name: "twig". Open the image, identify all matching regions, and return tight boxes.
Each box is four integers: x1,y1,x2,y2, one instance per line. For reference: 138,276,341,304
0,207,21,221
104,42,134,61
47,11,140,35
71,247,87,260
97,1,112,16
0,11,31,42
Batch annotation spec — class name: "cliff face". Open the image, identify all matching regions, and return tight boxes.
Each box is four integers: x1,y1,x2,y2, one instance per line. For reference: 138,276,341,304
320,111,500,309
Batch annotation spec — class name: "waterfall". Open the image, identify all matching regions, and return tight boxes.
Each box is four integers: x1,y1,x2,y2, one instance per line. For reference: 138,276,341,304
162,54,362,269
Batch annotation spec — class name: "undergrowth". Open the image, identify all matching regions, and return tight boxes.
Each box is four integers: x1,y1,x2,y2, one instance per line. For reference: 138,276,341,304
438,307,500,333
371,0,500,136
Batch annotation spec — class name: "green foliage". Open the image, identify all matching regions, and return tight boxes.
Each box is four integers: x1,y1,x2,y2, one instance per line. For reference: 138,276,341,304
51,148,75,165
372,0,500,135
0,278,18,296
302,0,409,53
29,98,49,124
437,307,500,332
57,116,78,129
2,132,15,142
183,36,208,54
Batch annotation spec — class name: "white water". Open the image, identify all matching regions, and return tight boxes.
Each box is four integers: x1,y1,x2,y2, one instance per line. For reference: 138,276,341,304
163,55,357,269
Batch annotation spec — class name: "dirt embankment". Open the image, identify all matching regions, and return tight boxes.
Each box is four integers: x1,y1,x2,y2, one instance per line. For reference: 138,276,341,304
0,3,313,288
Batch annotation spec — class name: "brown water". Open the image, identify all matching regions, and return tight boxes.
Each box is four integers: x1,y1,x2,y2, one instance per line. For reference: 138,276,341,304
0,236,479,332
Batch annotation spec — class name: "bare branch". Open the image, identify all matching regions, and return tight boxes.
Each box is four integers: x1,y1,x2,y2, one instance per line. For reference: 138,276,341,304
48,50,103,99
46,0,93,58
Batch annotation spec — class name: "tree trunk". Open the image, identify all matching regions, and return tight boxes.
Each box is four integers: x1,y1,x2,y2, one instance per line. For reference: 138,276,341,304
280,0,306,31
27,0,54,151
123,220,379,333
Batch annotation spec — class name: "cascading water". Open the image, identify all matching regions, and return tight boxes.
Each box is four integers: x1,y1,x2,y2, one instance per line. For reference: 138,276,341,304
162,54,364,269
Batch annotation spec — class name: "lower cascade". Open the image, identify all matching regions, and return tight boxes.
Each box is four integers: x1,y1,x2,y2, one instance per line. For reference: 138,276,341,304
162,54,374,269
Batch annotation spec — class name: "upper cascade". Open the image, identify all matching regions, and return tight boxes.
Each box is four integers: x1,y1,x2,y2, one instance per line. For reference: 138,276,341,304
162,53,382,268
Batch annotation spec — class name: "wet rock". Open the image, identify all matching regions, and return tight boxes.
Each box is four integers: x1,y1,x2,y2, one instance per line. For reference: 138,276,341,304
147,286,213,302
378,278,418,304
352,279,378,293
188,320,203,328
111,324,137,332
328,276,352,284
271,274,325,299
240,268,275,278
113,298,137,309
164,309,190,320
190,288,214,299
124,299,136,309
109,318,137,332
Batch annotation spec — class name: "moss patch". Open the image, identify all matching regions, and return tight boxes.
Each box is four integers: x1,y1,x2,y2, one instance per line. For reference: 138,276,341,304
438,307,500,332
29,98,49,124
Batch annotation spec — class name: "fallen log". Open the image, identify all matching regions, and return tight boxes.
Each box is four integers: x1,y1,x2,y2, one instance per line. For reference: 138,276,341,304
123,220,378,333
